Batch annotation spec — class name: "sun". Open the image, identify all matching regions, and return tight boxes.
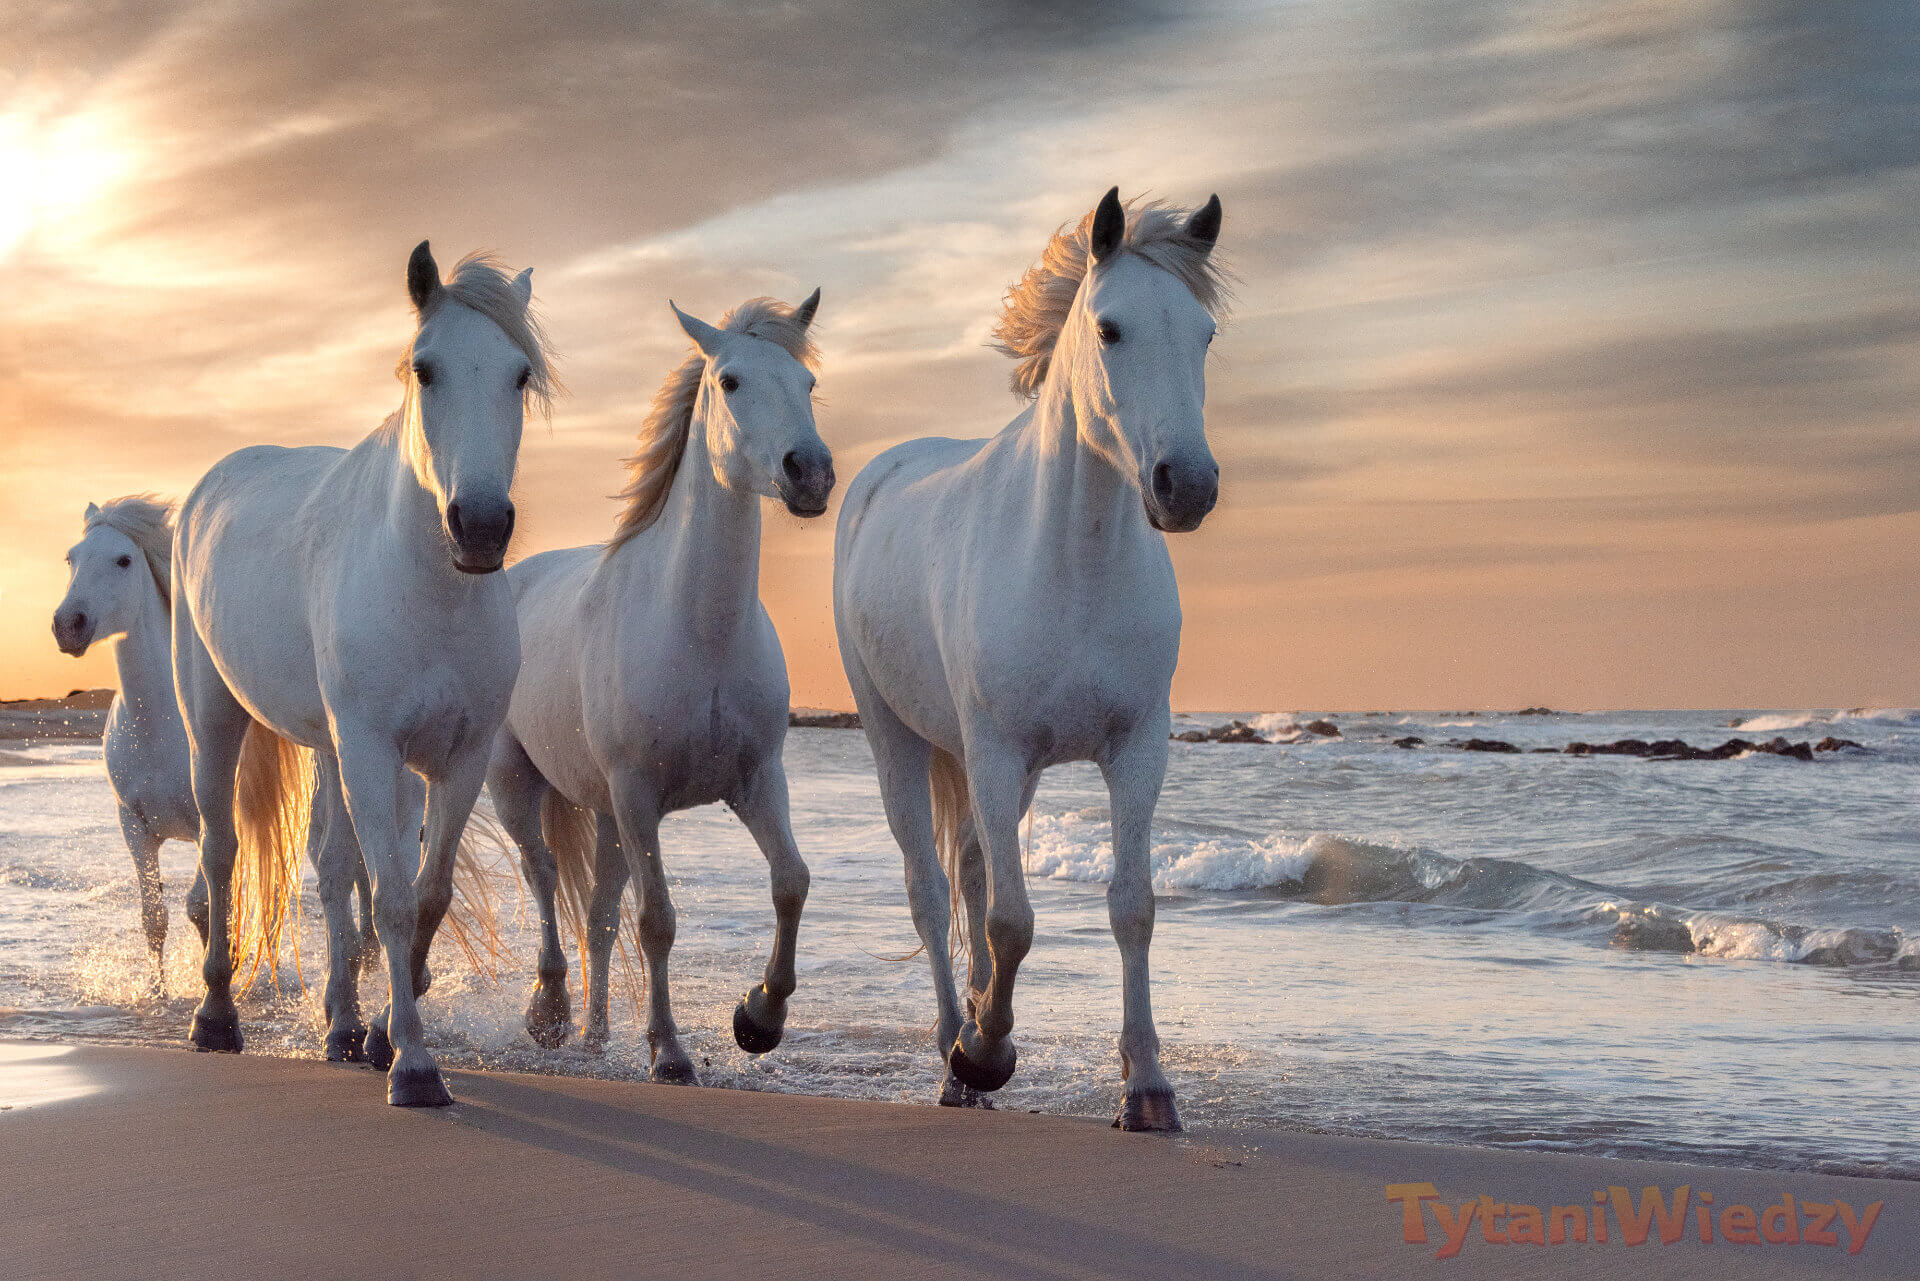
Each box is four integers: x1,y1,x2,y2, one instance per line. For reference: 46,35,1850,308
0,108,134,262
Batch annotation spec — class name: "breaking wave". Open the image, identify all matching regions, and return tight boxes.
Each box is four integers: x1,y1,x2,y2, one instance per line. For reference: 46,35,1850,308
1024,812,1917,971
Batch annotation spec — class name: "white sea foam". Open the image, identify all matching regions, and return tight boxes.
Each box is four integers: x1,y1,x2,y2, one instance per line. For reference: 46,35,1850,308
1247,712,1303,742
1732,707,1920,733
1026,811,1320,891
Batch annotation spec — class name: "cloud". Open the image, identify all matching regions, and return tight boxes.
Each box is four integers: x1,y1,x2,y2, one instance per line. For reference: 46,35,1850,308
2,0,1916,705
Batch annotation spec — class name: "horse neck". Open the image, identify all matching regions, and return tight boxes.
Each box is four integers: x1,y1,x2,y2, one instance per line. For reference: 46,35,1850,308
610,410,762,641
369,415,469,592
111,580,176,722
1010,368,1149,552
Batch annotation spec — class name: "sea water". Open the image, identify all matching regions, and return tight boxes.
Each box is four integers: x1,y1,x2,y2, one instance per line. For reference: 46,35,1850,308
2,708,1914,1176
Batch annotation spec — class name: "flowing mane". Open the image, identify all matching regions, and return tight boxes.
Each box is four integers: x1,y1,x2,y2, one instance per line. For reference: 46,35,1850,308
398,251,559,417
992,197,1231,398
88,494,176,611
606,296,820,552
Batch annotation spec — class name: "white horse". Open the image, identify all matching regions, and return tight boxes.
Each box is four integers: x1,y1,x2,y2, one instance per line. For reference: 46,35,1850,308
172,243,549,1105
52,497,377,984
486,291,830,1079
52,497,205,971
833,189,1226,1130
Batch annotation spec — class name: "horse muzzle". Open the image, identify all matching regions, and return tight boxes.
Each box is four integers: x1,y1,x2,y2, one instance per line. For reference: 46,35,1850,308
777,447,835,518
52,607,95,656
1144,457,1219,533
445,495,515,574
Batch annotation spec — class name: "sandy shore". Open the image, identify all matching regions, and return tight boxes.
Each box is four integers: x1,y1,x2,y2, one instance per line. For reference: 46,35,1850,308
1,1040,1909,1280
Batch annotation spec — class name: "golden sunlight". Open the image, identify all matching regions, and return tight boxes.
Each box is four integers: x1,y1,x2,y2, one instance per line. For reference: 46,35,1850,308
0,107,133,262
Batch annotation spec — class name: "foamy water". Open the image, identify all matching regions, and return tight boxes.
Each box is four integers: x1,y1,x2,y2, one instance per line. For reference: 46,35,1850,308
2,709,1916,1176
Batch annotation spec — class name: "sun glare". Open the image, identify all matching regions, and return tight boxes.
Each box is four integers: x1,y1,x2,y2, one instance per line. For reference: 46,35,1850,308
0,109,133,262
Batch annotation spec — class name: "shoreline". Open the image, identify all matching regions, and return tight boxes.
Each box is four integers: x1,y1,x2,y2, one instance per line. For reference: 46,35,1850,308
3,1040,1912,1280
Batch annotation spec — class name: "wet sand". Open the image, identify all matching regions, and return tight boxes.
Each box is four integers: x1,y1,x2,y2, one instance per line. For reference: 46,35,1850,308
2,1040,1910,1280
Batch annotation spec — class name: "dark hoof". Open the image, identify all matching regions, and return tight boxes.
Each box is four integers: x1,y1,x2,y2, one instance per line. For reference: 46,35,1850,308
188,1007,243,1054
388,1065,453,1107
525,985,573,1050
938,1074,996,1109
325,1025,369,1064
582,1026,610,1057
1114,1087,1182,1132
732,988,786,1055
650,1054,697,1086
947,1021,1016,1092
365,1022,394,1071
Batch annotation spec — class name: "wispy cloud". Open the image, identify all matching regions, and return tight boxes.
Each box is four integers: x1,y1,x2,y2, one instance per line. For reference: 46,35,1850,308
3,1,1915,707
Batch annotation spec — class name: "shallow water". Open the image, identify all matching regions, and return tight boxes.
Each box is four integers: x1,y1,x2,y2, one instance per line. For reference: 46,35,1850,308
2,709,1916,1176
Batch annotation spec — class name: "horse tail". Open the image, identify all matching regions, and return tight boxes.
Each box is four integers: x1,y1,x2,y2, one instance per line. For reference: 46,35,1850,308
438,806,517,985
540,791,645,1022
928,746,972,972
229,722,314,991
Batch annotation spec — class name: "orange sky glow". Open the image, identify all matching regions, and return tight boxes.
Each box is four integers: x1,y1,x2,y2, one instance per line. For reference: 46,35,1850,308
4,3,1916,710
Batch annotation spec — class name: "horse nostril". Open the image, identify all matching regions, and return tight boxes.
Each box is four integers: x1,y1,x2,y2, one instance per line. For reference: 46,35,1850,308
499,506,516,545
446,501,465,543
782,452,805,487
71,612,87,634
1152,462,1176,504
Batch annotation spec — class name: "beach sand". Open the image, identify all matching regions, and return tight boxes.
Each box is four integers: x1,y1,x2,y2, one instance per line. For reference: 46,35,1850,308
2,1040,1909,1280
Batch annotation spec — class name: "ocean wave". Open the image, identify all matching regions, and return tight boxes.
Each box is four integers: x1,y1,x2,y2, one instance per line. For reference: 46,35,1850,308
1732,708,1920,732
1025,813,1916,970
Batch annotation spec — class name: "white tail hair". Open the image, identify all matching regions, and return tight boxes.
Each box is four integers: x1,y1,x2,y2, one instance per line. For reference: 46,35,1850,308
229,723,314,990
929,747,973,975
540,791,645,1021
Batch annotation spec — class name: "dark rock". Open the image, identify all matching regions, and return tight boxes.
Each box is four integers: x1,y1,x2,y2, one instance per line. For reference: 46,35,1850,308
1302,718,1341,737
1393,736,1424,749
1512,707,1558,716
1753,736,1814,762
1455,738,1520,753
1172,719,1271,744
1612,914,1695,954
788,710,861,730
1814,736,1864,753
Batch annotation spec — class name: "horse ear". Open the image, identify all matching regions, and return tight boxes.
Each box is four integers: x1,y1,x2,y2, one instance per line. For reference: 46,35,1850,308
1089,187,1125,264
513,268,533,308
84,502,100,520
407,241,441,313
670,301,725,357
793,287,821,329
1187,194,1222,251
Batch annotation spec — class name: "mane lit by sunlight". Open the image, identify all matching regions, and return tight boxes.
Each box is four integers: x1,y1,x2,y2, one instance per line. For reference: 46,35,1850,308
0,108,133,262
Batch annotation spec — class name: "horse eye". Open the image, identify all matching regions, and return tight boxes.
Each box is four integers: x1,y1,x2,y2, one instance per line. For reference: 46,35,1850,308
413,362,435,387
1096,320,1122,346
116,555,132,568
720,374,740,394
516,368,531,391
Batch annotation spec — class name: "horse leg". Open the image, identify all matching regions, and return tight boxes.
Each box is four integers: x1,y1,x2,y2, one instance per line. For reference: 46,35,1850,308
609,777,691,1084
352,849,378,977
849,686,971,1102
309,752,368,1063
953,771,1038,1070
726,756,811,1055
1101,725,1179,1132
487,732,571,1049
175,602,250,1054
119,805,167,986
334,728,448,1106
410,744,490,1003
185,864,210,949
581,814,627,1054
948,742,1032,1094
366,769,427,1067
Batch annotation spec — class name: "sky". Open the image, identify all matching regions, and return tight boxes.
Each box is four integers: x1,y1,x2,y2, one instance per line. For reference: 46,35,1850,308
4,0,1916,710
